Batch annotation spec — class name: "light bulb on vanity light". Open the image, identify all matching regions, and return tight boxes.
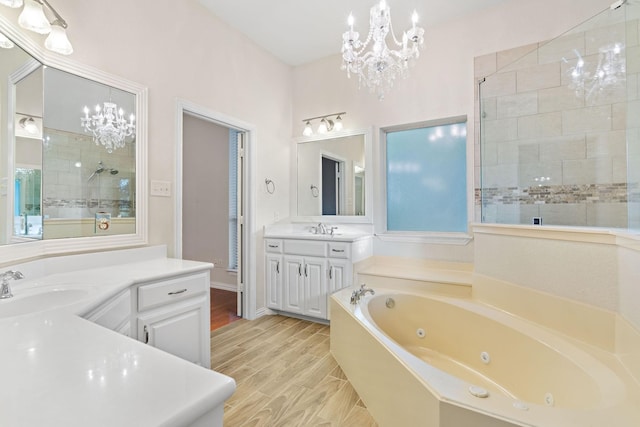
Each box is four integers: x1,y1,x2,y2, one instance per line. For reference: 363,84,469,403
18,0,51,34
0,0,23,7
45,21,73,55
303,121,313,136
333,115,343,131
0,33,15,49
317,118,328,134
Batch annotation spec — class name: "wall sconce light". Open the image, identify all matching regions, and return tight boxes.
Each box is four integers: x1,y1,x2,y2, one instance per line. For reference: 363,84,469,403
0,0,73,55
301,112,346,136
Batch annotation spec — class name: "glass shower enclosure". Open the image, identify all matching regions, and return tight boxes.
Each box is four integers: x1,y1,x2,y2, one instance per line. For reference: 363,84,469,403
478,0,640,230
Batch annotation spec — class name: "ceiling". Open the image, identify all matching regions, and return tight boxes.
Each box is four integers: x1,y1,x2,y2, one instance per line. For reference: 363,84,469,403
198,0,513,66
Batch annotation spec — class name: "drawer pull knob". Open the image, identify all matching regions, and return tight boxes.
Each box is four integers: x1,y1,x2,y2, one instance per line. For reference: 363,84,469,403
168,288,188,295
332,249,345,253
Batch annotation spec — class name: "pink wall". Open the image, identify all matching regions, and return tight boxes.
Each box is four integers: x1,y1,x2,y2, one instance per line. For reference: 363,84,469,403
44,0,293,258
292,0,612,262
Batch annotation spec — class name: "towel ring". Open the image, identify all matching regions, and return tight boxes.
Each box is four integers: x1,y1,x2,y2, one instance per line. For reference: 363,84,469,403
310,184,319,198
265,179,275,194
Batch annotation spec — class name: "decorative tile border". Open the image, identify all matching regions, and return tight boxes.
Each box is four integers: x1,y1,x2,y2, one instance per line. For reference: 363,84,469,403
475,183,640,205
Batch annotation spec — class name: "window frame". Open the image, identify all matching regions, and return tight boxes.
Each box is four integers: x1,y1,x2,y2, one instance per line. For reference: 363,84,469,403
375,116,473,245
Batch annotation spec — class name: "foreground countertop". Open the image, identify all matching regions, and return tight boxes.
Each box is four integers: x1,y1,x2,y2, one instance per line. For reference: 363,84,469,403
0,247,235,427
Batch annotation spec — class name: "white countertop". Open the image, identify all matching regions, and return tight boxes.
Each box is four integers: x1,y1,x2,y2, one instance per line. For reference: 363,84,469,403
0,247,235,427
264,223,373,242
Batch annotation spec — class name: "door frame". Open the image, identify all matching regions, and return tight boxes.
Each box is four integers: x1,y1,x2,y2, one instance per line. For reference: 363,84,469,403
174,99,257,320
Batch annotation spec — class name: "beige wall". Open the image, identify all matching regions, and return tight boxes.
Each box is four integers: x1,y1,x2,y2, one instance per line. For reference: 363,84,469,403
182,114,235,288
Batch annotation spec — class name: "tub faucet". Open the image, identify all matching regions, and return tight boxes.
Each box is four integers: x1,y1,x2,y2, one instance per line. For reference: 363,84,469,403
350,284,375,304
0,270,24,299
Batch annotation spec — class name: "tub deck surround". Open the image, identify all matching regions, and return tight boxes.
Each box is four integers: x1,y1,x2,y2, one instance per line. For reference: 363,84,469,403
330,286,640,427
0,246,235,427
355,256,473,297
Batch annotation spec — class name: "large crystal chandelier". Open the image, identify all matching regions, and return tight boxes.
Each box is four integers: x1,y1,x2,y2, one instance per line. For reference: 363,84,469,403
81,102,135,153
568,43,625,102
341,0,424,99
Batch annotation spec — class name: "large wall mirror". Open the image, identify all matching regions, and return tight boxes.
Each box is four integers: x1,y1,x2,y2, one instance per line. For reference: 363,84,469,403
0,20,147,264
293,129,372,223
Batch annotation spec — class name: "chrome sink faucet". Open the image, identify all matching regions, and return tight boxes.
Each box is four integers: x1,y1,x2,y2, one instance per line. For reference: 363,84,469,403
350,284,375,304
1,270,24,299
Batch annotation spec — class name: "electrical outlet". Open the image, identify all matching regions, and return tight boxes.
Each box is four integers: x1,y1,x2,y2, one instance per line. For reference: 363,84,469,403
150,180,171,197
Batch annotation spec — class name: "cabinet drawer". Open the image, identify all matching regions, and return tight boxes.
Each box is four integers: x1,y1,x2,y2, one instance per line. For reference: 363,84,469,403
265,239,283,253
138,273,208,311
284,239,327,257
328,242,350,258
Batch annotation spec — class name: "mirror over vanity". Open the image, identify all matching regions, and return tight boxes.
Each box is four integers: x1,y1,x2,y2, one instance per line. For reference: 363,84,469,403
0,19,147,264
294,129,372,223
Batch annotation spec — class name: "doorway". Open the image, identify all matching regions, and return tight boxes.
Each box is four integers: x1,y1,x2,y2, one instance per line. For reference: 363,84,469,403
176,100,256,322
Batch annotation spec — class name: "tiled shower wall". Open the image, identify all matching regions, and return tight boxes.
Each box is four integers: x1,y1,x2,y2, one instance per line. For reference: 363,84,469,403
474,16,640,229
42,128,136,219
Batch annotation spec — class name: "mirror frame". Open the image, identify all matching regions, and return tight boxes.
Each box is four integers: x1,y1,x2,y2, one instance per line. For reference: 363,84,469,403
0,16,148,265
291,127,373,224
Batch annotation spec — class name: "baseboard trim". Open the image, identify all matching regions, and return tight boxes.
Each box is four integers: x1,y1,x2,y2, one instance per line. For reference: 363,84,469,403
210,282,236,292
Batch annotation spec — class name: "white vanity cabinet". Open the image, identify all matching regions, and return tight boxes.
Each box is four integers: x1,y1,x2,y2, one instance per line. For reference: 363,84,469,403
134,271,211,367
265,236,370,320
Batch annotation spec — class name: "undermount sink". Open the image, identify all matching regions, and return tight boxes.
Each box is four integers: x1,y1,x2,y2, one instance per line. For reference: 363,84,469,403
0,285,99,318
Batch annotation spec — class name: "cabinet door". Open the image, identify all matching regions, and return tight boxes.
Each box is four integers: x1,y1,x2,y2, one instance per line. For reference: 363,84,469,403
304,257,327,319
138,295,208,366
283,255,305,314
265,253,283,310
328,258,351,294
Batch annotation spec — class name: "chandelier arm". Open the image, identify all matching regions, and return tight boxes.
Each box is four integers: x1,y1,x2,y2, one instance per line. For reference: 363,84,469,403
388,21,404,48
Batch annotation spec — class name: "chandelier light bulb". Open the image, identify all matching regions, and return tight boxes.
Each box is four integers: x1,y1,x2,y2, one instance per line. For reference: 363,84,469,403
0,0,23,8
348,13,354,27
379,0,386,11
19,0,51,34
412,10,419,25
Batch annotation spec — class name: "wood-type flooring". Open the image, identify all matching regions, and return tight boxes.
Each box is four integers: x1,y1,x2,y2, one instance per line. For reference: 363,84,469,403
210,314,378,426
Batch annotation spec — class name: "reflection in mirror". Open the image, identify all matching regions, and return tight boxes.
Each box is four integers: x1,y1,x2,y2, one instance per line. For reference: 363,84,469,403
1,30,43,244
297,134,365,216
42,67,136,239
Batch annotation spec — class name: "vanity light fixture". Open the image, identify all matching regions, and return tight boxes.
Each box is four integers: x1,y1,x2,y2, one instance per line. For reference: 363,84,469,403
81,102,135,154
301,112,346,136
0,0,73,55
341,0,425,99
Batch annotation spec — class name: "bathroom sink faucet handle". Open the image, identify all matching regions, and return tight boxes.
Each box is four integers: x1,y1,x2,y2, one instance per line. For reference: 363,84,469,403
0,270,24,299
329,226,338,236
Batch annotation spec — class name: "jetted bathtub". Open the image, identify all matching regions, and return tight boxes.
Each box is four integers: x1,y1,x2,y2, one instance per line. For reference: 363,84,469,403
330,287,640,427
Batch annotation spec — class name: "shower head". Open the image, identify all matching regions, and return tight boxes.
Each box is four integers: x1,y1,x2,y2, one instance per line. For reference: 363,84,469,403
87,161,106,181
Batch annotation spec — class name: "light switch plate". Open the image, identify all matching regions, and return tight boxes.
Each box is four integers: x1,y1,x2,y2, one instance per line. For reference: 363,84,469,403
150,180,171,197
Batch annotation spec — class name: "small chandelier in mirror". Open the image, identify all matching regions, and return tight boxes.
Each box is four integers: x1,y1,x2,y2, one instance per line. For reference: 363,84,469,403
81,102,135,154
341,0,424,99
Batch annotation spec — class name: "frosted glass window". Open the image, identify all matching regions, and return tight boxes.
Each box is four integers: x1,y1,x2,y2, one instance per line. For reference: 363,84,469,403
386,122,467,232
